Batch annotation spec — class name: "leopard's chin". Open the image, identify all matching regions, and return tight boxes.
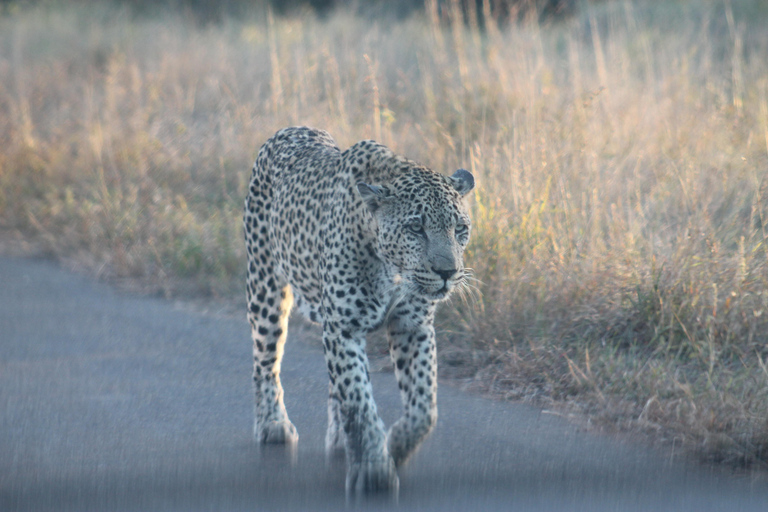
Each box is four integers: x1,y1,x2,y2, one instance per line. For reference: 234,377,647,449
431,288,451,301
418,282,454,301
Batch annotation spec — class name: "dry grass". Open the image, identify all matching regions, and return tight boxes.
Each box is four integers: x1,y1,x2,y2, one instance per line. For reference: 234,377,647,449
1,0,767,470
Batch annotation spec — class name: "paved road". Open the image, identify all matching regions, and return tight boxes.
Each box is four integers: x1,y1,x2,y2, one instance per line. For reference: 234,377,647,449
1,256,766,511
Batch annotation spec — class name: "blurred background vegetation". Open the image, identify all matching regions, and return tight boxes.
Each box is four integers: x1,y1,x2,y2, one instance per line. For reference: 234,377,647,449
1,0,767,471
0,0,577,22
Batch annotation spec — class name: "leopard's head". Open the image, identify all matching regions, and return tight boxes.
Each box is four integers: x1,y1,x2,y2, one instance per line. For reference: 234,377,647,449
358,166,474,301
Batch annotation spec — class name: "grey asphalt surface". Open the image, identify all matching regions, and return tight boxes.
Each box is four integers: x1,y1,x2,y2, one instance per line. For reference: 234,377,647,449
1,256,766,511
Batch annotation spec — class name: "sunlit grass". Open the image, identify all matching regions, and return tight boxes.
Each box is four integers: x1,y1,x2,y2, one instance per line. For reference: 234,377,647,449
1,0,767,468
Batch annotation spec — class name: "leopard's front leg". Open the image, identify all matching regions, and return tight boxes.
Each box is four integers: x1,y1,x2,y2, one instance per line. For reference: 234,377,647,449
386,302,438,467
322,324,398,495
325,381,345,459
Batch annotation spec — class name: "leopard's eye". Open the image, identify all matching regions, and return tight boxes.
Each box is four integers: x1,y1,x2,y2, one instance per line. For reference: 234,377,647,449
455,223,469,238
406,220,425,235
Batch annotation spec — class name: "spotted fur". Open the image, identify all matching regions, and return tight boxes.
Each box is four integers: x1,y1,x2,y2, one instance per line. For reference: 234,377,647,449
243,127,474,494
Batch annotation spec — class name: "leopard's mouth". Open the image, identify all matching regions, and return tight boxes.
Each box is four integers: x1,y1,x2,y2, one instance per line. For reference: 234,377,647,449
430,285,451,300
413,278,455,300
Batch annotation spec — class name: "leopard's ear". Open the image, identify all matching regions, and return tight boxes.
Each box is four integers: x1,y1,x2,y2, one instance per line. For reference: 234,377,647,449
449,169,475,197
357,183,392,213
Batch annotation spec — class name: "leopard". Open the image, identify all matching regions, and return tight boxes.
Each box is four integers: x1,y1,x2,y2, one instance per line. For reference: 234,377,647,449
243,126,474,495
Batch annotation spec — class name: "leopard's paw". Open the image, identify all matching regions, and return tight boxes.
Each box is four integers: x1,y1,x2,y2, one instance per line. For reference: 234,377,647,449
345,456,399,495
256,420,299,445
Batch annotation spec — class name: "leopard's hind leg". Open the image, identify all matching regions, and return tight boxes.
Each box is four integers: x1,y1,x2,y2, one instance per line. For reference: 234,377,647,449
244,173,297,445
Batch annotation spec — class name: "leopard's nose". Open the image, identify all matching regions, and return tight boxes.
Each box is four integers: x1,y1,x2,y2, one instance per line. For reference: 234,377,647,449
432,267,457,281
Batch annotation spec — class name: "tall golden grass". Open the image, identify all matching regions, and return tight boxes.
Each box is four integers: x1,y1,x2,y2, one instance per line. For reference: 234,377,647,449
1,0,767,468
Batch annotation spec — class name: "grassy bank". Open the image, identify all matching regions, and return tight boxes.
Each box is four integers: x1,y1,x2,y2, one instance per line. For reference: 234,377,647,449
1,0,767,469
